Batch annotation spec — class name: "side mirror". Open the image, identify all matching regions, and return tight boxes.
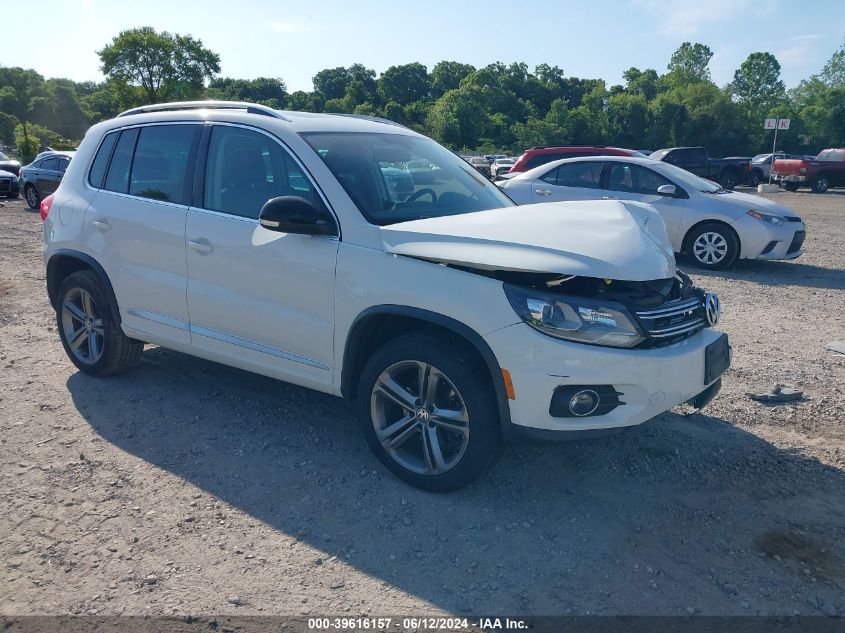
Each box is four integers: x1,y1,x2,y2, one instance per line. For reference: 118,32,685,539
258,196,335,236
657,184,677,197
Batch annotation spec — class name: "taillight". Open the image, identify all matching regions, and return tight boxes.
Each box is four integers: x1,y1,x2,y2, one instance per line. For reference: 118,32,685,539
40,194,55,221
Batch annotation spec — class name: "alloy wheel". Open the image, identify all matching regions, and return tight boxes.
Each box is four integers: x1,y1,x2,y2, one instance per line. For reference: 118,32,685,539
26,187,38,209
61,287,105,364
693,231,728,265
370,360,470,476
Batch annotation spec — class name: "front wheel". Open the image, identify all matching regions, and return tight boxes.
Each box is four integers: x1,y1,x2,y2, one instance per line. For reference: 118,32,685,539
24,184,40,209
811,176,829,193
56,270,143,376
749,170,762,187
356,333,501,492
685,223,739,270
718,170,737,190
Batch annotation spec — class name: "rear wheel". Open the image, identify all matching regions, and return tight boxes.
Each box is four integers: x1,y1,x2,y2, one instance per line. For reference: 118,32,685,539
811,175,829,193
24,184,40,209
749,170,762,187
718,170,737,190
685,223,739,270
784,182,800,192
356,333,501,492
56,271,143,376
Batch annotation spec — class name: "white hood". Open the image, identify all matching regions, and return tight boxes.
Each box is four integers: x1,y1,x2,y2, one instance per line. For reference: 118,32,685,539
380,200,676,281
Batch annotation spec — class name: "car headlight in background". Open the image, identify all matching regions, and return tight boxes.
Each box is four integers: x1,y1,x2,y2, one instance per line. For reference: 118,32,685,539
747,209,786,226
504,284,646,348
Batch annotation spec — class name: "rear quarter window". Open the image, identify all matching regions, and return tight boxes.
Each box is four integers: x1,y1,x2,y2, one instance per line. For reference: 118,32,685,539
88,132,119,188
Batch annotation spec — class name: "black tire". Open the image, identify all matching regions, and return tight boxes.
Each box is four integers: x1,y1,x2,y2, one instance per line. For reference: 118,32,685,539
749,170,762,187
784,182,800,192
684,222,740,270
811,175,829,193
6,192,19,199
24,184,40,209
718,170,737,190
355,333,501,492
56,270,143,377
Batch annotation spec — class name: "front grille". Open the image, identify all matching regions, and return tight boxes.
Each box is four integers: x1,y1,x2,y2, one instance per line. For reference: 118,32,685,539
0,178,11,194
784,216,802,222
787,230,806,254
636,296,706,346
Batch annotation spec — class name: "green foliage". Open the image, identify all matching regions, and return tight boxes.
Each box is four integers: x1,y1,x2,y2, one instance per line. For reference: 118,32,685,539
98,26,221,103
2,33,844,159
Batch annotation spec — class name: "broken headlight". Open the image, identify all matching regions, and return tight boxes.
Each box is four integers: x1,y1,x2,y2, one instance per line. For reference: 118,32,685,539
504,284,646,348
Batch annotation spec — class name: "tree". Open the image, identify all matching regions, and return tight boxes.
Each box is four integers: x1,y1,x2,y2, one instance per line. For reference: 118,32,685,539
820,39,845,87
623,67,659,101
313,67,349,100
430,61,475,98
98,27,220,103
209,77,288,108
730,52,786,130
427,86,490,149
378,63,430,105
666,42,713,85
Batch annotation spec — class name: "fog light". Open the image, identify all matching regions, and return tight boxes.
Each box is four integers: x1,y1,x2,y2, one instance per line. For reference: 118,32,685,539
568,390,600,416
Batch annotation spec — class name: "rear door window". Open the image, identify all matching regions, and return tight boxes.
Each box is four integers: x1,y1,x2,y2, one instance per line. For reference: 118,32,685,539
128,125,200,205
552,162,603,189
40,157,58,172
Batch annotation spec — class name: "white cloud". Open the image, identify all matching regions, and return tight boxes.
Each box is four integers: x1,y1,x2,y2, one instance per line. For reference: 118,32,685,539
633,0,753,35
775,34,823,67
268,21,313,34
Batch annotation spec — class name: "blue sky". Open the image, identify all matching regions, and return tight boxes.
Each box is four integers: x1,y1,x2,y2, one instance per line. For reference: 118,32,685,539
3,0,843,91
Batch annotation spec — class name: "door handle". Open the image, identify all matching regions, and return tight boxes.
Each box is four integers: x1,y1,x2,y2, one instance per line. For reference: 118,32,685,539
187,239,213,255
534,189,552,196
91,219,111,232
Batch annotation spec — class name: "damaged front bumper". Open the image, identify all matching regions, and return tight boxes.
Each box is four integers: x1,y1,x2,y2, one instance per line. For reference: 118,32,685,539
486,323,728,438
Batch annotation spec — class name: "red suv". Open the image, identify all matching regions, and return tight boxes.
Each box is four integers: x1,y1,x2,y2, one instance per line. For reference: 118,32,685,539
509,146,645,173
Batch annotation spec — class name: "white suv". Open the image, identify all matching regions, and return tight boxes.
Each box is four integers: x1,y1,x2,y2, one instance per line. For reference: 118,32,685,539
42,101,729,491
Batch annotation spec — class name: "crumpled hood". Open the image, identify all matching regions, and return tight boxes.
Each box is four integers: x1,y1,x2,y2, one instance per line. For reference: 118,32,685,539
380,200,676,281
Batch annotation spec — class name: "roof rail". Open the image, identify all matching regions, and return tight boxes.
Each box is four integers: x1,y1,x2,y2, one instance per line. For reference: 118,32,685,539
333,113,407,128
117,101,290,121
529,144,608,150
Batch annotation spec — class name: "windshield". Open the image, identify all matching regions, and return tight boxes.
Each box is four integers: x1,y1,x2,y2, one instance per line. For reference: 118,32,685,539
817,149,845,162
652,161,723,193
649,149,670,160
752,153,771,163
301,132,514,226
0,152,9,161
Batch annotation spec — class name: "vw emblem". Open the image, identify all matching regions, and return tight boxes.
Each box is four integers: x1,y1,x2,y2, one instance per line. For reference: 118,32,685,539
416,408,431,423
704,292,721,326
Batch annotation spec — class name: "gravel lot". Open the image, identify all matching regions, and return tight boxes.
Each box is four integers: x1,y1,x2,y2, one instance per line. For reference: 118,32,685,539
1,190,843,618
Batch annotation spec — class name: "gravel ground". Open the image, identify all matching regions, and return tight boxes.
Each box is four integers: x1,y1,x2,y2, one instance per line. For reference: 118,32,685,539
1,190,844,618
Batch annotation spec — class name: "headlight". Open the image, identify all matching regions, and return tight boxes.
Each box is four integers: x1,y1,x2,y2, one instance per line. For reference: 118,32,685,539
504,284,646,348
747,209,785,226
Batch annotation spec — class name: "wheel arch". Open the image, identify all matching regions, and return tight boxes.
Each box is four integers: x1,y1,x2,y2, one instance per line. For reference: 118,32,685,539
682,219,742,258
341,305,513,439
47,250,121,324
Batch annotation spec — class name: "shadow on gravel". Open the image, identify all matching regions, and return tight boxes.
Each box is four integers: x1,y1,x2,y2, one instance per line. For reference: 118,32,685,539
66,347,845,615
679,257,845,291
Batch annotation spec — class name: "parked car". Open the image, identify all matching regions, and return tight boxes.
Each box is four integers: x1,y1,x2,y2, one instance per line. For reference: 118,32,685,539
490,157,515,178
0,169,21,198
380,166,414,201
0,150,22,177
468,156,491,177
20,151,75,209
510,146,646,174
650,147,751,190
772,148,845,193
42,100,728,491
500,155,806,270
